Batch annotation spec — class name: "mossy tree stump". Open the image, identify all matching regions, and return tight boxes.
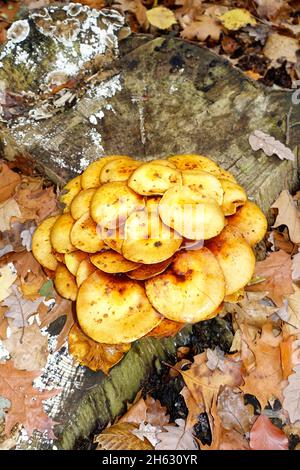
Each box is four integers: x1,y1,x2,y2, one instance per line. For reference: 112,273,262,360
0,5,299,449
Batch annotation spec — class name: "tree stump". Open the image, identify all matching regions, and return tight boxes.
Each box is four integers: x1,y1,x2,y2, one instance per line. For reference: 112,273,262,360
0,5,299,449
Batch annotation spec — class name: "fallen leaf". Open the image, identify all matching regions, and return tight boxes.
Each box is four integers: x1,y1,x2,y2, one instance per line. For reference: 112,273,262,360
0,263,17,303
179,352,243,413
292,251,300,281
217,386,255,434
38,279,55,299
249,415,288,450
272,191,300,244
0,360,60,437
114,0,149,28
263,33,298,64
180,386,204,429
249,131,295,162
68,323,130,373
255,0,287,19
119,398,147,425
220,9,256,31
227,291,279,328
206,347,226,371
95,422,153,450
181,16,222,41
241,323,284,408
0,163,21,204
3,324,48,371
3,285,44,328
247,250,294,306
132,422,161,446
15,177,58,224
280,335,295,379
286,284,300,334
38,296,74,351
144,395,170,427
0,199,21,232
283,365,300,423
146,7,177,30
155,418,198,450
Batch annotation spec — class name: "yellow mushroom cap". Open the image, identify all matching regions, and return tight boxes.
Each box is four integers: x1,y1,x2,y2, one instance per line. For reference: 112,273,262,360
128,161,182,196
91,181,145,229
76,258,96,287
122,209,182,264
65,251,88,276
219,178,247,216
90,250,140,273
182,169,224,205
81,155,132,189
158,185,225,240
226,200,267,246
76,271,162,344
70,211,105,253
50,213,76,254
100,158,141,183
59,175,81,212
145,248,225,323
32,215,59,271
54,263,78,301
70,188,96,220
127,258,173,280
206,225,256,296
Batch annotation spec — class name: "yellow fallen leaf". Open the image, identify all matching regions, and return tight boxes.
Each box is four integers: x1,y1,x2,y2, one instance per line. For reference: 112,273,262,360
220,8,256,31
146,6,177,29
0,198,21,232
0,263,17,303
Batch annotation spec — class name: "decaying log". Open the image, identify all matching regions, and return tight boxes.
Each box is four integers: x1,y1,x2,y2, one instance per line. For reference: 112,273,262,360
0,5,299,449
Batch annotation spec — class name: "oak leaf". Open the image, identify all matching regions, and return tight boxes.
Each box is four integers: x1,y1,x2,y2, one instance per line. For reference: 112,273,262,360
181,16,222,41
286,284,300,334
217,386,255,434
255,0,287,19
0,360,60,437
38,296,75,351
0,263,17,303
3,324,48,371
179,352,243,413
247,250,294,306
180,386,204,429
15,177,58,224
241,323,284,408
249,130,295,161
119,394,169,427
271,191,300,244
155,419,198,450
95,422,153,450
0,163,21,204
292,251,300,281
0,199,21,232
283,365,300,423
3,285,43,328
113,0,148,28
249,415,288,450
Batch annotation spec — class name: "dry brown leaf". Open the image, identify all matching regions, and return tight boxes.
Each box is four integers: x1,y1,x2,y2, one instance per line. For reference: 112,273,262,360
217,386,255,434
292,251,300,281
0,163,21,204
68,323,130,373
114,0,149,28
255,0,287,19
180,386,204,429
241,323,284,408
181,15,222,41
0,199,21,232
0,263,17,303
15,177,58,224
272,190,300,244
144,395,170,427
0,360,60,437
249,131,295,161
3,285,43,328
280,335,295,380
249,415,288,450
3,324,48,371
264,33,298,64
179,352,243,413
227,291,279,328
247,250,294,306
119,398,147,425
95,422,153,450
39,296,75,351
286,284,300,334
155,418,198,450
283,365,300,423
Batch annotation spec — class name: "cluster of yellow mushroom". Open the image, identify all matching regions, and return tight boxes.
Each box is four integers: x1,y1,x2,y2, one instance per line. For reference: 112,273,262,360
32,154,267,345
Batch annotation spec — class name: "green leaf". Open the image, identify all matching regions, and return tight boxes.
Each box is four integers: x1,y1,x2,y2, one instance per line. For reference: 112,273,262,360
39,279,54,299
